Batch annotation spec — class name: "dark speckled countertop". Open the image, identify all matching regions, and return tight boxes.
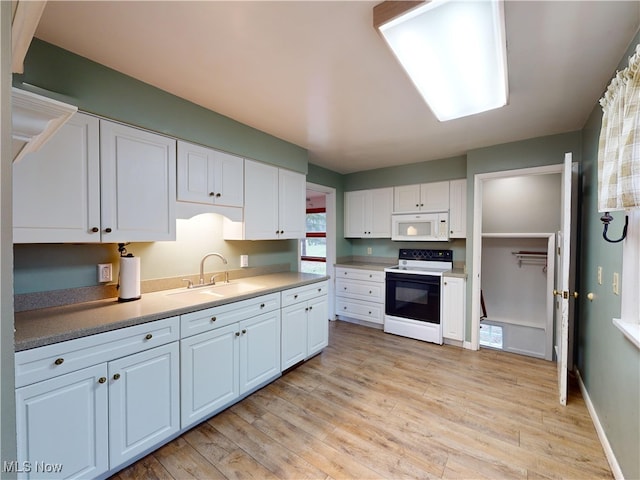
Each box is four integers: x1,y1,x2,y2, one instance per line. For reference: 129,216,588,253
15,272,328,351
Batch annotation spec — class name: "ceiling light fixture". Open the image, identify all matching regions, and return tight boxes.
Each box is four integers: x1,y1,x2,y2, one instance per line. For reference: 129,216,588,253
375,0,509,122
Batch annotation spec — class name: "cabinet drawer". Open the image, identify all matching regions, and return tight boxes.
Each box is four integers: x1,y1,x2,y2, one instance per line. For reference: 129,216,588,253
15,316,180,388
181,292,280,338
281,281,328,307
335,298,384,325
335,278,384,302
335,267,384,283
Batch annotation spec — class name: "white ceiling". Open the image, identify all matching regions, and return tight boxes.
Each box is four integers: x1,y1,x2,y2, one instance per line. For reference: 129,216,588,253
34,1,639,174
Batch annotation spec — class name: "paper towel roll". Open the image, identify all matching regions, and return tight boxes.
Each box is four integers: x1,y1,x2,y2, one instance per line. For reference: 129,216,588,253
118,255,141,302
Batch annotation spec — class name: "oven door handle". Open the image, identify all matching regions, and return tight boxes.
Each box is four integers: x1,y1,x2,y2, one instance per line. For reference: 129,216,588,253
385,272,441,286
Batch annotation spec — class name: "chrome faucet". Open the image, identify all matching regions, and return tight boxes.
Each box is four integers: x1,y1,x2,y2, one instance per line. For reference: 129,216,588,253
199,252,228,285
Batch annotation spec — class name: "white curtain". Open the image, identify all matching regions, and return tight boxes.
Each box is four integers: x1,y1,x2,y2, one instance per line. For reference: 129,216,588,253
597,43,640,212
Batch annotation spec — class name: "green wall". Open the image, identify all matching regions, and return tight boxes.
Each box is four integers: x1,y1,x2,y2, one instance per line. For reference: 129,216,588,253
576,33,640,479
344,155,466,190
15,39,308,173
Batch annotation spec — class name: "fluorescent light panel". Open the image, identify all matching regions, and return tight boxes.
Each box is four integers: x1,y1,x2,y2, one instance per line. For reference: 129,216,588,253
378,0,508,121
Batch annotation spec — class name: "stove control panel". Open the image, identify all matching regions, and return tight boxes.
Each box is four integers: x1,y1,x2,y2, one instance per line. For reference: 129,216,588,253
398,249,452,262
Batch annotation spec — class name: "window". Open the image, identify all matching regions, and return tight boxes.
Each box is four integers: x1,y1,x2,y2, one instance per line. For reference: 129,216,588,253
300,208,326,275
615,209,640,349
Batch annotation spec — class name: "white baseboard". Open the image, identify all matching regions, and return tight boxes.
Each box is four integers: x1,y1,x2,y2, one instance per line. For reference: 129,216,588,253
575,369,624,480
463,341,474,350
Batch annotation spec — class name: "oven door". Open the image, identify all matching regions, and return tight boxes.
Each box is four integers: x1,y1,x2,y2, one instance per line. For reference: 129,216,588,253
385,271,441,324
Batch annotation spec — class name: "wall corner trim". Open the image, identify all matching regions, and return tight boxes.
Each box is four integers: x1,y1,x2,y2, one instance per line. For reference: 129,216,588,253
575,369,624,480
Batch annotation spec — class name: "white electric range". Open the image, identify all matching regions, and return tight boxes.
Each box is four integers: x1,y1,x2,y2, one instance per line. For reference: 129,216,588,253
384,249,453,344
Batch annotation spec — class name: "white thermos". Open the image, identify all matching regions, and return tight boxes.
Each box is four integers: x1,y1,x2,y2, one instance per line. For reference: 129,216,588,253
118,253,141,302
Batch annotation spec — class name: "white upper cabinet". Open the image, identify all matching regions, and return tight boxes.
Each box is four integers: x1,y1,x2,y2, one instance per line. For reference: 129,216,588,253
100,120,177,242
448,179,467,238
14,114,177,243
278,167,306,239
224,159,305,240
393,181,450,213
176,140,243,208
14,112,101,243
344,187,393,238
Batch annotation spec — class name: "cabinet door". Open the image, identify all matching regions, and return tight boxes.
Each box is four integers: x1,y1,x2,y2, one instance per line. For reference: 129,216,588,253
243,159,279,239
344,190,367,237
369,187,393,237
442,277,466,341
13,112,101,243
421,181,450,212
239,311,281,394
100,120,176,242
278,168,306,239
108,342,179,468
176,140,215,204
307,295,329,358
449,179,467,238
281,303,308,370
16,364,109,480
393,184,421,213
213,150,244,207
180,324,240,428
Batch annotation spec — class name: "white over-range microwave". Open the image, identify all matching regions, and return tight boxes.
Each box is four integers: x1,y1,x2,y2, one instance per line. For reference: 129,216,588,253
391,212,449,241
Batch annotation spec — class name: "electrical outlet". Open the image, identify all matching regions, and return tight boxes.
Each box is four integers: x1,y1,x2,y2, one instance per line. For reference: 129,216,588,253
597,266,602,285
613,272,620,295
367,247,372,255
98,263,112,283
240,255,249,268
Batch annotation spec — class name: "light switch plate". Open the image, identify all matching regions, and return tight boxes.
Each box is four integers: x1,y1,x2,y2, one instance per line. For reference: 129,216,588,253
613,272,620,295
597,266,602,285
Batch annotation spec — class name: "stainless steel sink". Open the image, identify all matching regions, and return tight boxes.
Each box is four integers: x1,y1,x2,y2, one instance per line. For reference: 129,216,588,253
166,281,266,298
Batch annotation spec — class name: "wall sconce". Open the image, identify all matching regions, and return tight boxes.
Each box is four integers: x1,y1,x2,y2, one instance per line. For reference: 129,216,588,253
600,212,628,243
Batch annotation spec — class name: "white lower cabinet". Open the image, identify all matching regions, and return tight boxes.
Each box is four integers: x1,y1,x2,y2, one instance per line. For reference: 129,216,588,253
15,364,109,480
280,281,329,370
179,293,281,428
240,311,281,393
335,267,385,326
15,317,180,479
15,281,329,478
108,343,180,467
442,276,466,342
180,323,239,428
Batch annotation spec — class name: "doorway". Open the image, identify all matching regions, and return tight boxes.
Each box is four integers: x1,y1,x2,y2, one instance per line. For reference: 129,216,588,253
301,183,336,320
471,164,565,361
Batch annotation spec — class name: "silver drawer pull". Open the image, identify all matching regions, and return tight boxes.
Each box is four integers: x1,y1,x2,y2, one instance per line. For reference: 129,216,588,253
98,377,107,384
211,316,217,322
145,333,153,340
113,373,121,380
260,303,265,308
54,358,64,366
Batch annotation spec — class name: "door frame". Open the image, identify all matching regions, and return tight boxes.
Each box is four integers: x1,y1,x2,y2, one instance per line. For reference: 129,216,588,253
302,182,336,320
470,163,563,351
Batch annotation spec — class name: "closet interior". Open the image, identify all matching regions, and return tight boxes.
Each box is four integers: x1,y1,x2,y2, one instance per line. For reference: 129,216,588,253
480,173,561,360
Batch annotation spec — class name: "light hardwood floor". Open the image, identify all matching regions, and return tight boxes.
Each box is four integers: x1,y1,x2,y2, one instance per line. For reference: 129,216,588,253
112,320,612,480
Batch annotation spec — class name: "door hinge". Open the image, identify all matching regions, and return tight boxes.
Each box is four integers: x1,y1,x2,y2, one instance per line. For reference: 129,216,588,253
563,291,568,299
